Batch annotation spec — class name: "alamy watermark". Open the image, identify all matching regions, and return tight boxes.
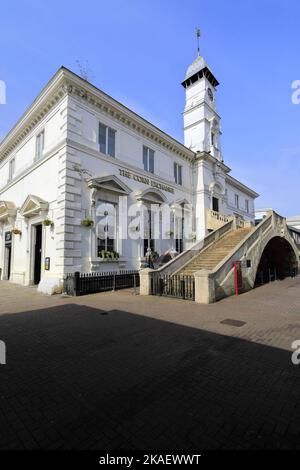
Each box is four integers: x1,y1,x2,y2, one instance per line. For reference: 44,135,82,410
0,340,6,365
291,340,300,365
291,80,300,104
0,80,6,105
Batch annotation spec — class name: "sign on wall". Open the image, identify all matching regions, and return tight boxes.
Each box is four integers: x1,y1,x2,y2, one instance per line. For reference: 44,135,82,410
44,257,50,271
118,168,174,194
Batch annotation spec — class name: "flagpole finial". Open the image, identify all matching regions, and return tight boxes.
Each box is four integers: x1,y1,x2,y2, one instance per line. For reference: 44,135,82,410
195,27,201,55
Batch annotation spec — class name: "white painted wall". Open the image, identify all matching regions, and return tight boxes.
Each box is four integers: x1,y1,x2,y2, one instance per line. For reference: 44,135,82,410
0,67,257,290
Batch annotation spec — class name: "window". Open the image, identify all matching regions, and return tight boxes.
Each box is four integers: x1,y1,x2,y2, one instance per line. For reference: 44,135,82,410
212,197,219,212
174,162,182,185
99,123,116,157
143,146,154,173
211,132,215,146
245,200,249,213
96,202,116,254
35,130,44,160
235,194,239,209
8,157,15,181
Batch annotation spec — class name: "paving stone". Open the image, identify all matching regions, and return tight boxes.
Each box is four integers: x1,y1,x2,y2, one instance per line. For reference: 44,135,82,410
0,278,300,449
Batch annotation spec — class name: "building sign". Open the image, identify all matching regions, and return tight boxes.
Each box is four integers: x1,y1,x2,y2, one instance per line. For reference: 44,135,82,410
44,257,50,271
119,168,174,194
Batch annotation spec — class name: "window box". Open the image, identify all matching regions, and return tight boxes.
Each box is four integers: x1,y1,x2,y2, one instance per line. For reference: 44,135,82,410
98,250,119,261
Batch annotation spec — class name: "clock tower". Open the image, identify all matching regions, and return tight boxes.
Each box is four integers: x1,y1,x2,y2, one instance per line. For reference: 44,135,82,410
182,39,223,162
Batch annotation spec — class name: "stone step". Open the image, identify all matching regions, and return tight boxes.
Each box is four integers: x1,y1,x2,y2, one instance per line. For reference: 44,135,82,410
178,227,252,276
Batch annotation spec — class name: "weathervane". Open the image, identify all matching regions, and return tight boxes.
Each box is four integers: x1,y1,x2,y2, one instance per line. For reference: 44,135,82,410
196,27,201,55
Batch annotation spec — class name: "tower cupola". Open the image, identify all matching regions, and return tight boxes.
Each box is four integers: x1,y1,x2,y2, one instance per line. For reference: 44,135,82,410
182,30,223,161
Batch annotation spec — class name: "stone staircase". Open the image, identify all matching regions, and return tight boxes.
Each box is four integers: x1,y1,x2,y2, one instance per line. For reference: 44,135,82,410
178,227,253,276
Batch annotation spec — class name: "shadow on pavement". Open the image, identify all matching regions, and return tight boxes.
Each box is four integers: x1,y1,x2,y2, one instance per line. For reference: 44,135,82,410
0,303,300,450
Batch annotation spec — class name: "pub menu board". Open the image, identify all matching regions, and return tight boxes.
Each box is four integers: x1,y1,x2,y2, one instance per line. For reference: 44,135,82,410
44,257,50,271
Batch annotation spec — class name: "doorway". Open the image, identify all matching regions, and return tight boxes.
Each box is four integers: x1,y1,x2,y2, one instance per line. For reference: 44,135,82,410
212,197,219,212
4,231,12,280
34,224,42,285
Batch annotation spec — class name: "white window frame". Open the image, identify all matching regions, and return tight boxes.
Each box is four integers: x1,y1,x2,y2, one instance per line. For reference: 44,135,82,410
8,157,15,181
99,122,116,157
96,201,117,254
35,130,45,161
143,146,154,173
174,162,183,185
245,200,249,213
235,194,239,209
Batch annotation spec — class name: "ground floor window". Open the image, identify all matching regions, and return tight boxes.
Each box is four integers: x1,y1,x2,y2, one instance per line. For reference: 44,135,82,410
98,236,114,254
174,205,185,254
96,201,116,255
175,215,184,253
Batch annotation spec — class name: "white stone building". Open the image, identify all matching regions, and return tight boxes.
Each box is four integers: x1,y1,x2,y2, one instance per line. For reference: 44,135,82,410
0,48,258,293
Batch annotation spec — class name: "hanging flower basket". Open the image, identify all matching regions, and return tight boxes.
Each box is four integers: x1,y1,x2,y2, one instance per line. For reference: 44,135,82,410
12,228,22,235
43,218,54,227
129,225,139,233
81,218,94,227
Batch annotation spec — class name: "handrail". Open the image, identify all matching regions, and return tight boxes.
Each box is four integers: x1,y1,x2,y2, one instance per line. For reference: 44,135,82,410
210,213,273,279
152,219,234,275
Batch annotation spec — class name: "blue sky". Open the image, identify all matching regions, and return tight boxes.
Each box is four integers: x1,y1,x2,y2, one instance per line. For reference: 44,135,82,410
0,0,299,216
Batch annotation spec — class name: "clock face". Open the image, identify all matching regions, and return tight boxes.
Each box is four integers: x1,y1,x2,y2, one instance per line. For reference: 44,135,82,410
208,88,214,102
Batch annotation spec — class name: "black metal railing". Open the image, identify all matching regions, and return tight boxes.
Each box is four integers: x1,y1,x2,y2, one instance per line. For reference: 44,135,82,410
64,270,140,296
151,273,195,301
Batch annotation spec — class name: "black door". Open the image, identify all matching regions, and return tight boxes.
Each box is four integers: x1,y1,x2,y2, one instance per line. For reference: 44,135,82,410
4,231,12,280
6,246,11,280
34,225,42,285
212,197,219,212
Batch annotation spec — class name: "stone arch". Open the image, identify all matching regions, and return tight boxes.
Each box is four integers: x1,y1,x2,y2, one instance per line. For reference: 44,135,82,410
254,236,298,286
135,188,168,204
209,180,224,197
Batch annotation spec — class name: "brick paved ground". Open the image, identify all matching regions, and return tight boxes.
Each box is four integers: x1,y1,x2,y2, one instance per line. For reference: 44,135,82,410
0,277,300,449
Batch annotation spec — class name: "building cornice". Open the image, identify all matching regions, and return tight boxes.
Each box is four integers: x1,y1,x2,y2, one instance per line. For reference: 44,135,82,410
226,174,259,198
194,151,231,173
0,68,68,162
63,68,195,161
0,66,196,164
